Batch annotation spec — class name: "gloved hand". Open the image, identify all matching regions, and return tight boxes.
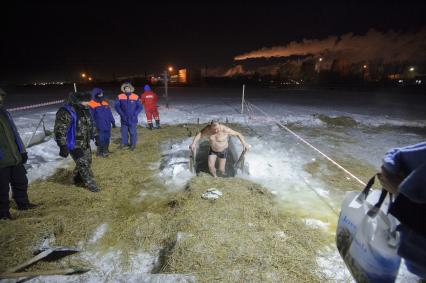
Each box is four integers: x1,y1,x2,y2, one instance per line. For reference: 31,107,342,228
378,166,404,194
70,148,84,159
21,152,28,164
94,136,100,146
59,146,69,158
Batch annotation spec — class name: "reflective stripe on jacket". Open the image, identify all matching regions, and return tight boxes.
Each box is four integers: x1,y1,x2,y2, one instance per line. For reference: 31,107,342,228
114,93,143,125
89,100,115,131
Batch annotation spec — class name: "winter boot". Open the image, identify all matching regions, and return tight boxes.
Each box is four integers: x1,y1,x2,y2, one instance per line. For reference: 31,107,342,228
17,203,38,211
148,123,154,130
106,143,113,154
155,119,161,129
96,146,102,156
73,174,84,186
88,184,101,193
101,145,109,157
0,211,12,220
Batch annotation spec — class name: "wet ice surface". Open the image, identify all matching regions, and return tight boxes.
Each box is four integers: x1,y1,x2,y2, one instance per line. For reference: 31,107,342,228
7,87,426,282
157,138,195,189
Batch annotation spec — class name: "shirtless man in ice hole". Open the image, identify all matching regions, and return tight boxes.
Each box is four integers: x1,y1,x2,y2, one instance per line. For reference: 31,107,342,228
190,120,251,177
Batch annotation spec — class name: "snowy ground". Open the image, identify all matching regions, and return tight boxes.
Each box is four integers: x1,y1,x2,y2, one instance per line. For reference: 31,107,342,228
7,86,426,282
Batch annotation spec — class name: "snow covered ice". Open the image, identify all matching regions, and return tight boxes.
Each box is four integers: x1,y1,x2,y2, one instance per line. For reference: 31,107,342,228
7,86,426,282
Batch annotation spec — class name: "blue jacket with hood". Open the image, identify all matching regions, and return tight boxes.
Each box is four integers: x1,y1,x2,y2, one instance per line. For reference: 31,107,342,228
383,141,426,278
383,141,426,203
89,88,115,131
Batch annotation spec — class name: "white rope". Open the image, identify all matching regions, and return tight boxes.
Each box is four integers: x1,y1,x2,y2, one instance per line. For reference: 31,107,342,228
246,100,366,186
244,101,256,120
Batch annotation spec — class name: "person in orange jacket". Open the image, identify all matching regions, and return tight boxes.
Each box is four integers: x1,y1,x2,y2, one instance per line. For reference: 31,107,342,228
89,88,116,157
140,85,160,130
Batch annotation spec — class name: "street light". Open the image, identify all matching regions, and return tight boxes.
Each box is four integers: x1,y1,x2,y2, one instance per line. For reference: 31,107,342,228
168,66,173,72
81,73,87,78
363,65,368,69
318,57,323,62
88,77,93,81
409,67,415,72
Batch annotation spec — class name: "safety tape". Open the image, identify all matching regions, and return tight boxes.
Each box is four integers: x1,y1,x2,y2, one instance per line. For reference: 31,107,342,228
7,100,64,112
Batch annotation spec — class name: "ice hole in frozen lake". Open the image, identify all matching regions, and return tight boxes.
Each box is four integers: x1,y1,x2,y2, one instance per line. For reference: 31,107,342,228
195,139,240,177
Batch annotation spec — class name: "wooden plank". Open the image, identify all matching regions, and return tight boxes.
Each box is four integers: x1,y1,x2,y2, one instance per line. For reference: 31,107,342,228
0,268,90,279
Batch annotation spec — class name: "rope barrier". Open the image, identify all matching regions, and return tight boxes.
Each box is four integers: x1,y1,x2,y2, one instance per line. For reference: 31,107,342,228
7,100,64,112
245,100,366,187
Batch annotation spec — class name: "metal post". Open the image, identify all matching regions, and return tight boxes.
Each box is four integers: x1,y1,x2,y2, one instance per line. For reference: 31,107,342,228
26,114,46,147
73,83,77,92
241,84,245,114
164,71,169,108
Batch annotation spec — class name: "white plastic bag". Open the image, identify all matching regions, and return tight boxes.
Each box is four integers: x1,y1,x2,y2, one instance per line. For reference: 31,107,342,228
336,175,401,282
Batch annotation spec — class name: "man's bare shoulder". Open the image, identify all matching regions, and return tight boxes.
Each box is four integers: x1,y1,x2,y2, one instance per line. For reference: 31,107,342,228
222,125,236,134
201,125,212,135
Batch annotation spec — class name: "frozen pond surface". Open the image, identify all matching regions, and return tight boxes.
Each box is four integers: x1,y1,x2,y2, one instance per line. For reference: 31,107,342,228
6,86,425,282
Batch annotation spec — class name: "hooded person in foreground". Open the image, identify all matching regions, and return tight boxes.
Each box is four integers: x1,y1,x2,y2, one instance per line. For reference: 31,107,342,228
378,141,426,279
0,88,37,220
54,91,100,192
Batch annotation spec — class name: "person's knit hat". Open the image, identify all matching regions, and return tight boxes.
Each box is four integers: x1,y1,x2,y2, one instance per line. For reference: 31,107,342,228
144,84,151,92
75,91,92,102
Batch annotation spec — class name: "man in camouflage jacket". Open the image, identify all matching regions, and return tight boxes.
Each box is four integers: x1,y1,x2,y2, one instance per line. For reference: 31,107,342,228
54,91,100,192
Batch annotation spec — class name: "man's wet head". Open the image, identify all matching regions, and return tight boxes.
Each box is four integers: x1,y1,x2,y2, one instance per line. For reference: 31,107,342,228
211,120,220,132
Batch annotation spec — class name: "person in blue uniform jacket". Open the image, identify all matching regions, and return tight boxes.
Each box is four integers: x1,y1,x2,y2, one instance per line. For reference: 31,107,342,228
89,88,115,157
378,141,426,279
114,83,143,151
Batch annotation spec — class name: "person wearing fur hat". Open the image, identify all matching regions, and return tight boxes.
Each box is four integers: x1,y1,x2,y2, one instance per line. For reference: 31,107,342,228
140,84,160,130
115,83,143,150
89,88,115,157
0,88,37,220
54,91,100,192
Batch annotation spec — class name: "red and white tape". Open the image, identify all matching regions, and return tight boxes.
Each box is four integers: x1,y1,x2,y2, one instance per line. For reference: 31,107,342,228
7,100,64,112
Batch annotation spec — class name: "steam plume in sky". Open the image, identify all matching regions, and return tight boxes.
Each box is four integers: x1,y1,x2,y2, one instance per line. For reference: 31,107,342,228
235,29,426,63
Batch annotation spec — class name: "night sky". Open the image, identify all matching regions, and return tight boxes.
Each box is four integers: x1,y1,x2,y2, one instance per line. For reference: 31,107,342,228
1,1,425,83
